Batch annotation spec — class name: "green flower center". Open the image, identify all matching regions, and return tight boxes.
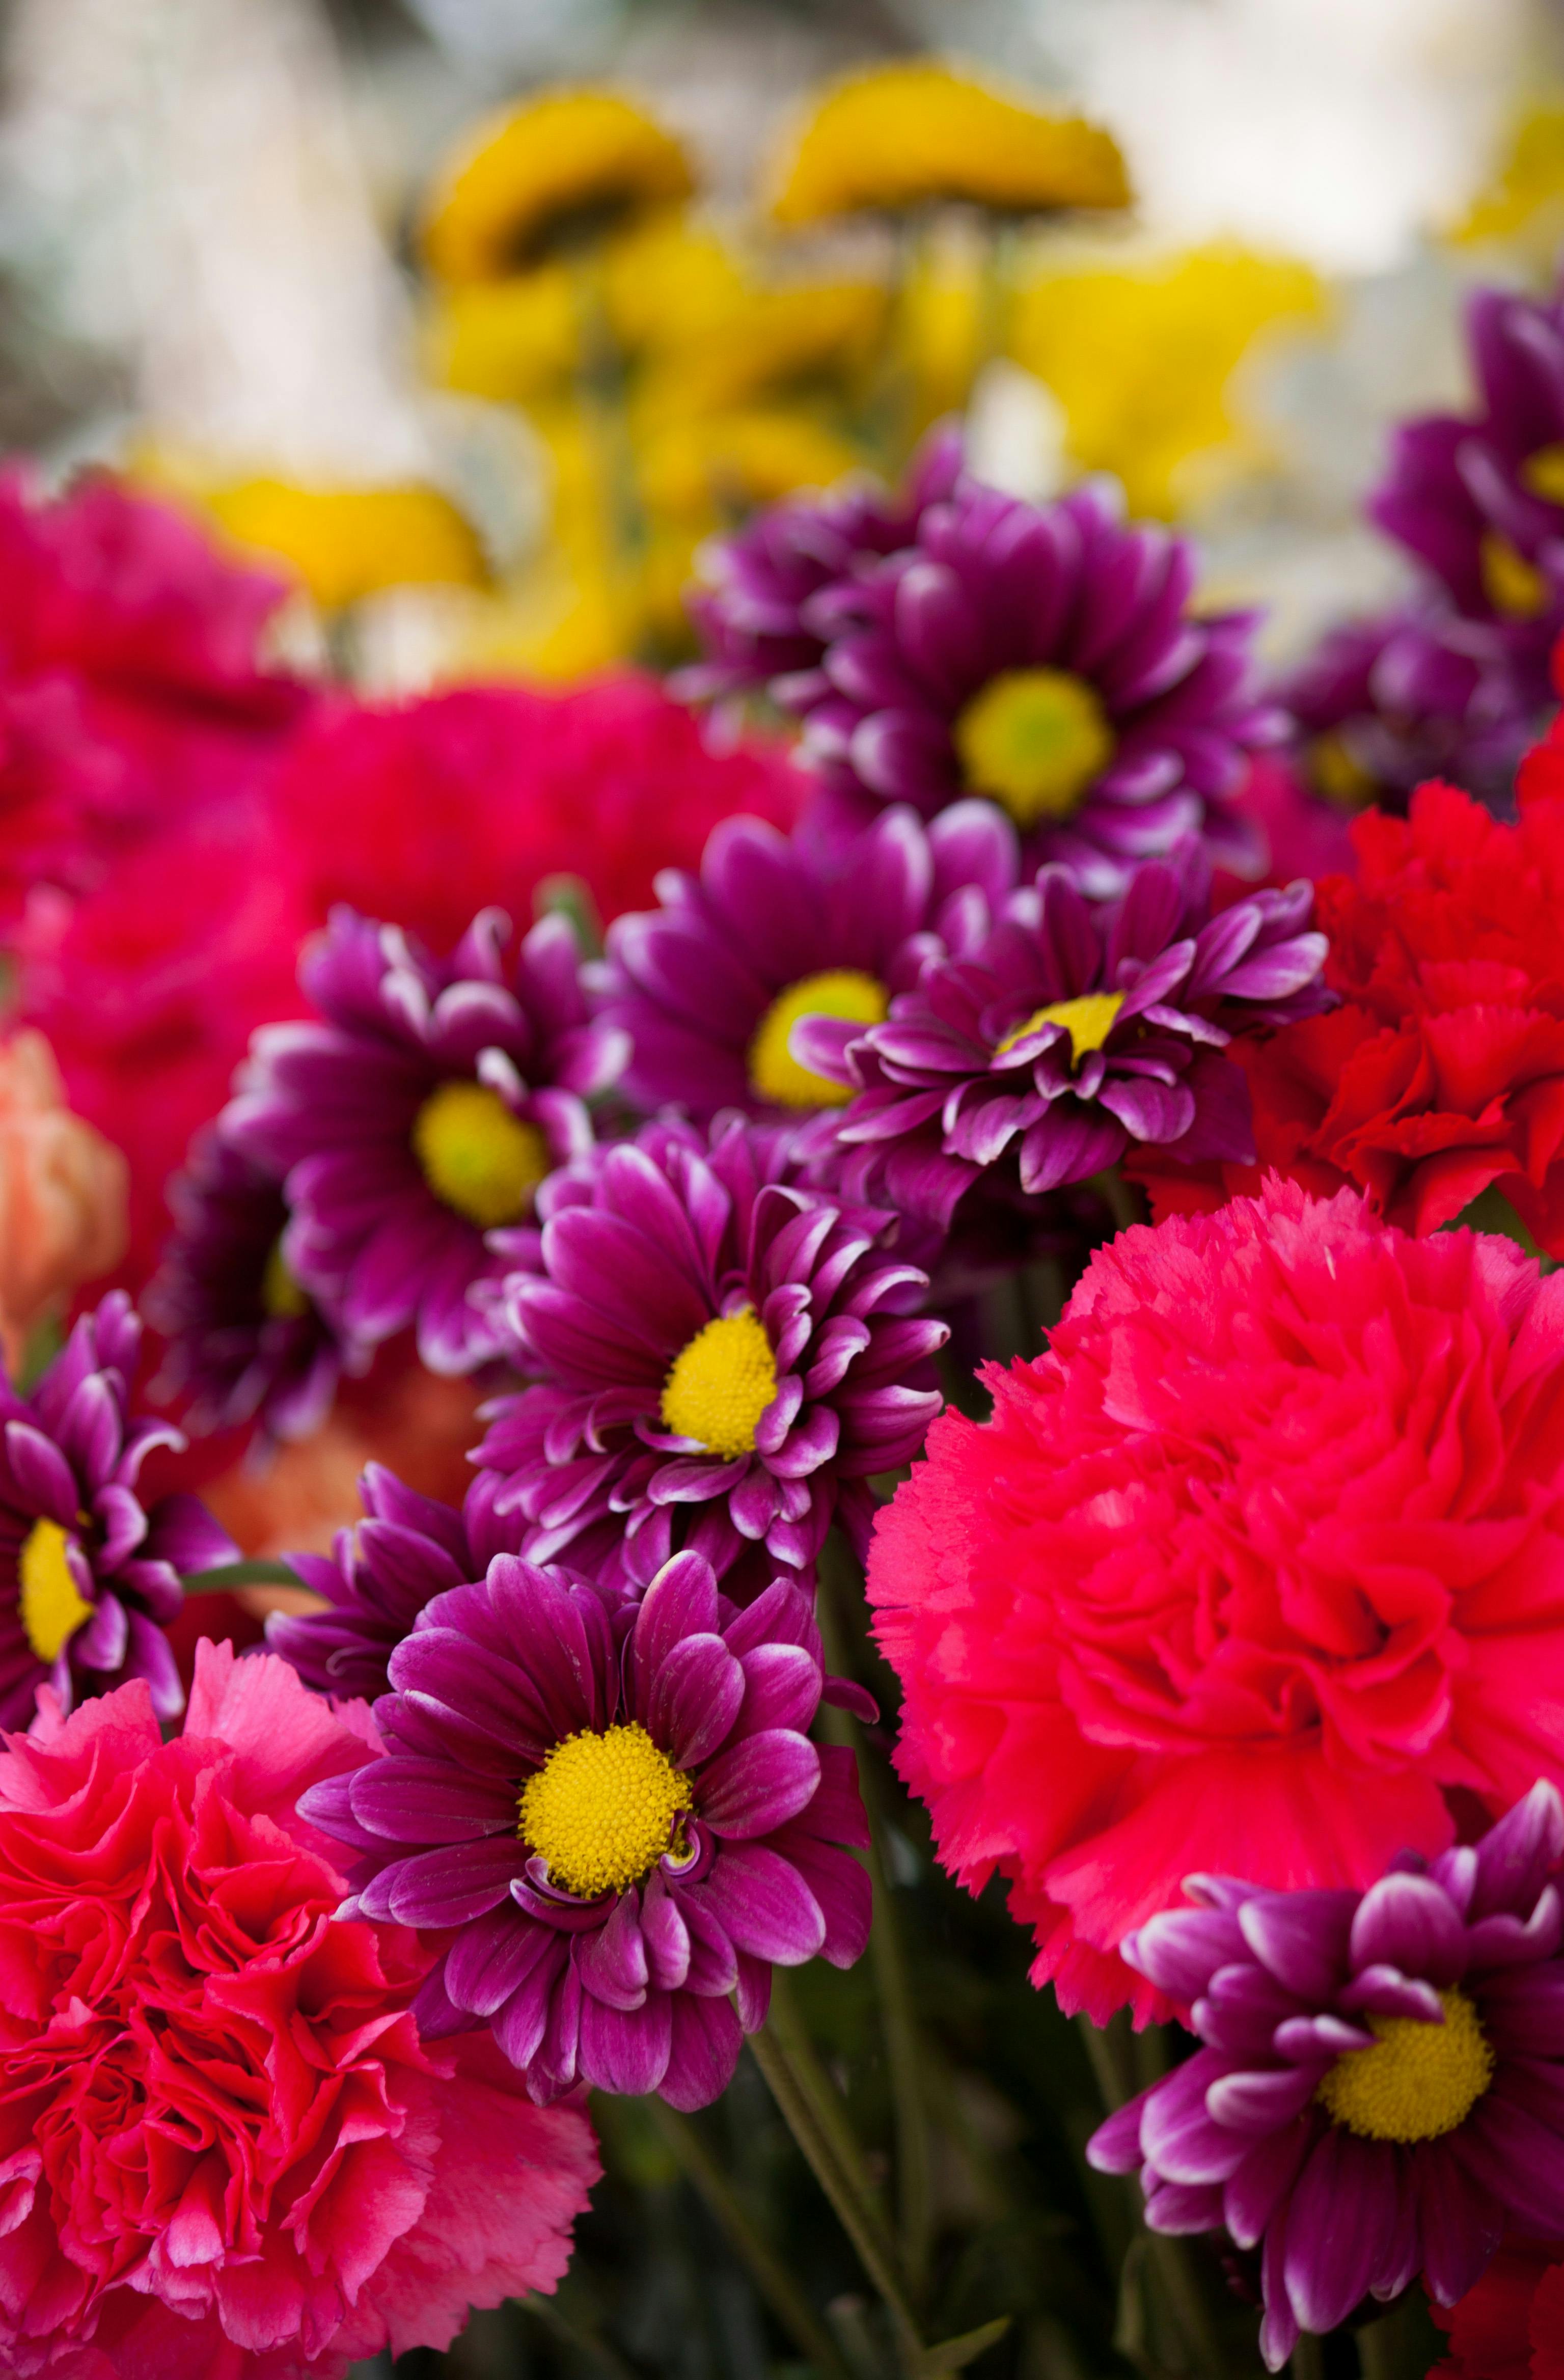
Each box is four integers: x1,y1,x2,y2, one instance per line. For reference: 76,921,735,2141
953,667,1114,826
411,1080,551,1228
749,968,889,1109
1315,1988,1493,2143
660,1307,778,1458
518,1722,693,1898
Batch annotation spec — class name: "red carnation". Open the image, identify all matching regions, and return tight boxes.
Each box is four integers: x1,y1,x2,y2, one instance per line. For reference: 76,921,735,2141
869,1179,1564,2023
1437,2240,1564,2380
1132,768,1564,1252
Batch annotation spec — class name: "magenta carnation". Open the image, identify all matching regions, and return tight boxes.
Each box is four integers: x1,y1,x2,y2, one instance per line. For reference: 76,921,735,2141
303,1548,872,2110
1089,1784,1564,2369
474,1113,947,1598
0,1639,597,2377
869,1180,1564,2026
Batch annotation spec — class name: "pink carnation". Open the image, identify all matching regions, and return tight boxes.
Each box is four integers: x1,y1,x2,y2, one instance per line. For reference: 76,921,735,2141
869,1178,1564,2023
0,1640,597,2378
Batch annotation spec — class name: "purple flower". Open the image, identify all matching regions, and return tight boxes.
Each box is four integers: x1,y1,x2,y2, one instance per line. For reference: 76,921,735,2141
798,843,1331,1230
268,1460,523,1701
223,905,627,1377
147,1128,353,1448
474,1113,947,1598
300,1547,874,2109
598,801,1019,1123
0,1293,235,1728
793,477,1284,893
676,425,964,707
1087,1783,1564,2370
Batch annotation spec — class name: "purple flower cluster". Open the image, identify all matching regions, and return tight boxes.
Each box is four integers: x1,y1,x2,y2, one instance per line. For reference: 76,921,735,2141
303,1547,873,2110
1089,1783,1564,2368
0,1293,234,1727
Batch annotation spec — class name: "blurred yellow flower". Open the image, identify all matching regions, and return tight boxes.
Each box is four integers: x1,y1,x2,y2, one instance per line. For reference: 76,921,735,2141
425,268,581,404
637,280,887,421
769,63,1130,226
1450,99,1564,252
600,218,751,359
635,409,863,522
421,90,695,285
204,480,489,610
899,221,989,425
1009,243,1325,517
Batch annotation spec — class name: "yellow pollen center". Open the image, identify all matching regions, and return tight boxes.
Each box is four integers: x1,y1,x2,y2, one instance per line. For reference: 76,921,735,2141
749,968,889,1109
953,667,1115,827
261,1239,310,1321
660,1306,778,1458
996,991,1126,1065
411,1080,551,1228
1480,531,1549,619
1522,443,1564,506
518,1722,693,1899
1315,1988,1493,2144
18,1518,93,1664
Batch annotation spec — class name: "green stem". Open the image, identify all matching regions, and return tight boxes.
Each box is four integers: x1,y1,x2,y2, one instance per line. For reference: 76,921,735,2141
647,2099,853,2380
1076,2009,1134,2111
750,2020,927,2380
1288,2333,1325,2380
181,1559,307,1593
765,1971,897,2264
522,2291,642,2380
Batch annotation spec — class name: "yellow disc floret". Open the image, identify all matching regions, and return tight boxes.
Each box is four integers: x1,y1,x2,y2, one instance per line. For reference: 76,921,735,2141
996,992,1126,1065
1480,531,1549,619
953,668,1115,827
261,1240,310,1321
661,1308,778,1458
1315,1988,1494,2144
749,970,889,1109
411,1081,551,1229
519,1722,693,1899
1522,444,1564,506
19,1518,93,1664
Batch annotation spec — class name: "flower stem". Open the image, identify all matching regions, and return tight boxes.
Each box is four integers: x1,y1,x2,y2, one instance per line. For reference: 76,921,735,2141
181,1558,307,1593
646,2098,855,2380
765,1969,898,2260
1289,2333,1325,2380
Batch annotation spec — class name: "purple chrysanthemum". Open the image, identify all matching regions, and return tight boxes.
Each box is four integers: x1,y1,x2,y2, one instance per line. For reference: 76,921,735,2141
598,801,1018,1124
147,1128,352,1448
474,1113,947,1598
268,1460,520,1701
797,843,1331,1230
222,905,627,1377
1087,1783,1564,2370
676,425,964,707
792,477,1284,893
0,1292,235,1727
301,1547,873,2109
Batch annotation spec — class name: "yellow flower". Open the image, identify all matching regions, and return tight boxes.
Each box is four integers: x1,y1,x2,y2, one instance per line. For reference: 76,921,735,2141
204,480,488,610
637,279,887,421
768,62,1130,226
421,90,695,285
635,408,864,524
1450,98,1564,253
1008,242,1325,517
600,217,751,358
424,267,581,403
899,220,990,424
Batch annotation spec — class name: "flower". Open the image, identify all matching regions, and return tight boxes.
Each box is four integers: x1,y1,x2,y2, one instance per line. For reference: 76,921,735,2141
0,1639,597,2377
145,1126,349,1448
421,90,694,283
1436,2237,1564,2380
868,1179,1564,2025
677,426,964,707
202,476,488,609
802,844,1329,1230
224,904,625,1378
598,800,1020,1123
303,1548,872,2109
795,476,1284,892
474,1113,946,1598
269,1460,522,1701
1087,1784,1564,2369
0,1029,126,1373
1131,769,1564,1252
766,62,1130,225
0,1292,235,1730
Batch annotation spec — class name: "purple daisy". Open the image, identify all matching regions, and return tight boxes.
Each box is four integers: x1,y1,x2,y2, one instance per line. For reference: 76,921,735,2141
474,1112,947,1598
268,1459,520,1701
147,1127,353,1448
300,1547,874,2109
793,476,1284,894
598,800,1019,1123
797,842,1331,1230
1087,1782,1564,2370
0,1292,235,1727
676,424,964,707
222,904,627,1377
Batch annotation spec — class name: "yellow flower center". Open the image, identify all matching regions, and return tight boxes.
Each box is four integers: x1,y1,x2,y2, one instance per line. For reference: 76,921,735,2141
953,667,1115,826
1522,443,1564,506
1308,731,1379,812
749,969,889,1109
660,1307,778,1458
996,991,1126,1064
411,1081,551,1229
1315,1988,1494,2144
261,1239,310,1321
518,1721,693,1899
1480,531,1549,619
19,1518,93,1664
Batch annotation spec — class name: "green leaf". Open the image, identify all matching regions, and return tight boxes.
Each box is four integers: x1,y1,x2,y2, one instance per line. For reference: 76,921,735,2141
919,2316,1011,2375
180,1559,307,1593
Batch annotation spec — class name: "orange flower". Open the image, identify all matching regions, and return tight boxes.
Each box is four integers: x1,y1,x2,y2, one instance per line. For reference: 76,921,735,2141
0,1030,126,1369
